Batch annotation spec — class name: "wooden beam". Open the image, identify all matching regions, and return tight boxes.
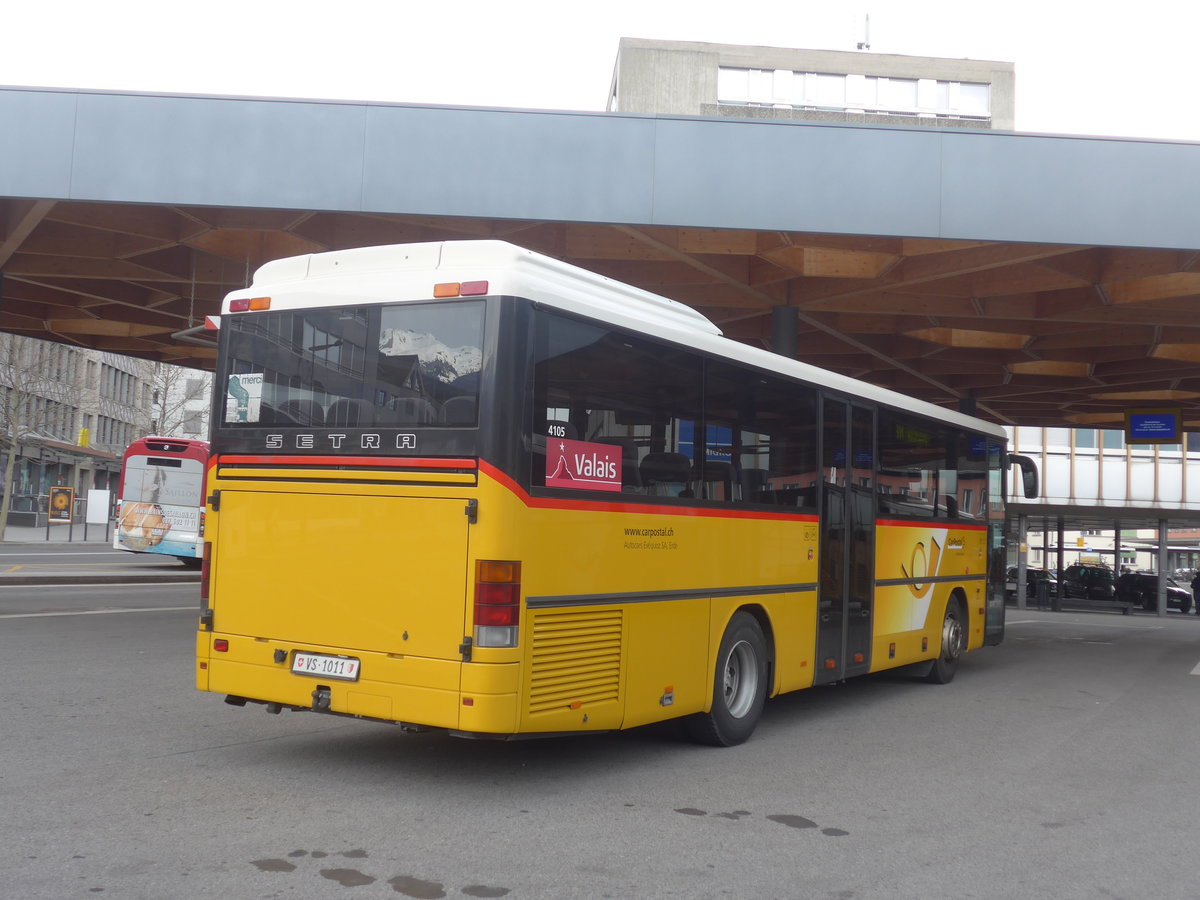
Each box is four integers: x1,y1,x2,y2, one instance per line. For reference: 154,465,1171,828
904,327,1029,349
674,228,759,255
1009,360,1093,377
762,245,900,278
0,199,55,267
1105,273,1200,304
185,229,326,266
47,319,175,337
48,202,195,242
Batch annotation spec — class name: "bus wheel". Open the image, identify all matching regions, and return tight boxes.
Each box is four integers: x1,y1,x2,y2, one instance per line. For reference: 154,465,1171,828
687,612,768,746
925,597,964,684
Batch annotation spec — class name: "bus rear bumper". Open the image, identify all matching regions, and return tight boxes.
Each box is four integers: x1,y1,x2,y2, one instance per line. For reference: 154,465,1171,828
197,632,520,734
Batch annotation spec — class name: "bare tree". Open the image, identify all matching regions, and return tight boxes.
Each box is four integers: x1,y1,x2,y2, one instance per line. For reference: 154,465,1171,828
136,362,212,439
0,335,79,541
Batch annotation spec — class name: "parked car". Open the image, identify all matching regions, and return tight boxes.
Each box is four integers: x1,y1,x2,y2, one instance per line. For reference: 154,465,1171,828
1005,566,1058,600
1061,564,1116,601
1117,571,1193,613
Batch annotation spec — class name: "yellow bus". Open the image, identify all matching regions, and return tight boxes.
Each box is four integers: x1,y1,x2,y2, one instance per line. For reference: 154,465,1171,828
197,240,1036,745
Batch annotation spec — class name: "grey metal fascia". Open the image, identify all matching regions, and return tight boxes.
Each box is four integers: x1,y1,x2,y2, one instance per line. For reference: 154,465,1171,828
3,86,1200,251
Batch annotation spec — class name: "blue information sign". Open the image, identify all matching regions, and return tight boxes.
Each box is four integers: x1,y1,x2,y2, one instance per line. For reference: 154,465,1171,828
1125,409,1181,443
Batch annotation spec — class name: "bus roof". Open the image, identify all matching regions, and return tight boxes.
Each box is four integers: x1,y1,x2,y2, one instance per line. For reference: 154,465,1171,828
228,240,1006,440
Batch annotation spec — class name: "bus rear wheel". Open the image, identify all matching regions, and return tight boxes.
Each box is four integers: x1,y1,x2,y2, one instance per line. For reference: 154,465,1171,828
687,611,768,746
924,597,964,684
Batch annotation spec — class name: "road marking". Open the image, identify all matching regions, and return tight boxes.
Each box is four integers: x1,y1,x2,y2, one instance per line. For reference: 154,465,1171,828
0,606,194,619
1006,618,1165,630
1190,661,1200,676
0,551,124,557
0,564,180,571
5,565,22,573
0,581,198,590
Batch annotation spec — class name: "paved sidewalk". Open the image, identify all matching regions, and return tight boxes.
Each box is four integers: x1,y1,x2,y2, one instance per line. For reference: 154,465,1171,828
0,522,116,544
0,522,201,584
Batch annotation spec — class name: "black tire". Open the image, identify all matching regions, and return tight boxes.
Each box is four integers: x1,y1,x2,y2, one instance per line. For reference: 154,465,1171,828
924,597,964,684
686,611,769,746
178,556,202,569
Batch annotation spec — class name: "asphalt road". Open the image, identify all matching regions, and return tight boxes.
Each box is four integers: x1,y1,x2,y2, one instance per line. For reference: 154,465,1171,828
4,586,1200,900
0,543,200,585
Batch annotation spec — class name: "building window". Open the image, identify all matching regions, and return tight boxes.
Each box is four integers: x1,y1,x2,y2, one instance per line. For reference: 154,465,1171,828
717,67,990,120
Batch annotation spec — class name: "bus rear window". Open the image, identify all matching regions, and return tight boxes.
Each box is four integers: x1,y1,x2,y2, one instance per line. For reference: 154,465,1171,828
219,300,485,428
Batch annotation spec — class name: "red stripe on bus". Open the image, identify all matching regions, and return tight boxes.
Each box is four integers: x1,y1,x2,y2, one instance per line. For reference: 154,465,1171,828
478,459,817,523
876,518,987,531
215,455,478,469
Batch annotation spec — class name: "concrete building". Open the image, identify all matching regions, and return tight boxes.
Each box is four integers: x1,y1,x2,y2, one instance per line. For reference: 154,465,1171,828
1010,424,1200,574
0,334,210,524
607,37,1016,130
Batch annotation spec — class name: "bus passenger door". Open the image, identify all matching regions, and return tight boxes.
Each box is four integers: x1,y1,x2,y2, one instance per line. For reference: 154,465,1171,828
843,406,875,679
815,400,875,684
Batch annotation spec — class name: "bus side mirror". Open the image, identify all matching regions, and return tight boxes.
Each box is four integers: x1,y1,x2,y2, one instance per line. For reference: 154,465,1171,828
1007,453,1039,499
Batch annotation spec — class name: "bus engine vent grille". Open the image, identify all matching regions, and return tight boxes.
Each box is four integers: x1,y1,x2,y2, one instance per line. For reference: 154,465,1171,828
529,609,622,715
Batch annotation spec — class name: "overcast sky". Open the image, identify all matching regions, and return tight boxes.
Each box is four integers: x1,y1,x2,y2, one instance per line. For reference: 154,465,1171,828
4,1,1198,142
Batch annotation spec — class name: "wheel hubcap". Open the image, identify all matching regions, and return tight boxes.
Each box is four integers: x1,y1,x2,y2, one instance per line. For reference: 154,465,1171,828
722,640,759,719
942,611,963,662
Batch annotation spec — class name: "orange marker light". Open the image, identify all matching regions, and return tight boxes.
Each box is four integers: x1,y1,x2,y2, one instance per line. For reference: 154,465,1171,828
433,282,461,298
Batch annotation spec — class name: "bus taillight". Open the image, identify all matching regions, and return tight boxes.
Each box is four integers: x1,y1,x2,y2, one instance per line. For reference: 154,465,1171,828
474,560,521,648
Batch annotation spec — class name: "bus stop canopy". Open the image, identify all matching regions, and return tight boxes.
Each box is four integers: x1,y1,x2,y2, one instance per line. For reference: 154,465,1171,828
3,85,1200,430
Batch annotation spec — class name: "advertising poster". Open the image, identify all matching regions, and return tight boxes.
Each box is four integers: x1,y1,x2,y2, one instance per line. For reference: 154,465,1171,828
48,487,74,523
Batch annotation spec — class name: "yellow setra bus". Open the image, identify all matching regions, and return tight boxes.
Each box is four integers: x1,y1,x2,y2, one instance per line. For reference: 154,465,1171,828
197,240,1036,745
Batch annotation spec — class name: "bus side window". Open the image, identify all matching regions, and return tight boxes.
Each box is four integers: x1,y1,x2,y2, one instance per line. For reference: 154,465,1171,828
641,452,692,497
597,437,643,491
696,460,735,502
443,395,477,426
741,468,769,503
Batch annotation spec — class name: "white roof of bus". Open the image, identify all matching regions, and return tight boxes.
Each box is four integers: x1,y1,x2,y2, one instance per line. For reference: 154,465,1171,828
227,240,1005,439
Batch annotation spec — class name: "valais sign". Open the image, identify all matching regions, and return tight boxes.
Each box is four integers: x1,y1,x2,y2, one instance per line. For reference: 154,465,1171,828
546,438,622,493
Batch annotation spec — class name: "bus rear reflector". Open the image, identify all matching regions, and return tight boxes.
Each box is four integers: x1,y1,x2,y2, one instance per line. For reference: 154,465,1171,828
200,542,211,601
474,560,521,648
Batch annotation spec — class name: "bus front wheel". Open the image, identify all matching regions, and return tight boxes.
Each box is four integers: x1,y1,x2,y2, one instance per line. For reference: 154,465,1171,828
924,597,964,684
687,611,768,747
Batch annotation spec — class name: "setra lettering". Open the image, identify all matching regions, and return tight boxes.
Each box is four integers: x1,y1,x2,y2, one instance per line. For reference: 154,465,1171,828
257,432,417,452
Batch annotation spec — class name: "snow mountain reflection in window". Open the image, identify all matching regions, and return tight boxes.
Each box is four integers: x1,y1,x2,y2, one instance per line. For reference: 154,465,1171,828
221,300,485,428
